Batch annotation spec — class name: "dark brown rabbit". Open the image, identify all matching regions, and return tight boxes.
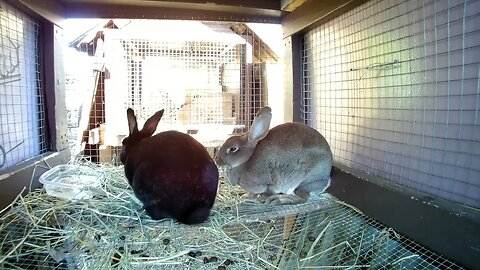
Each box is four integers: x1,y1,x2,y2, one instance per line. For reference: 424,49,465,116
120,108,219,224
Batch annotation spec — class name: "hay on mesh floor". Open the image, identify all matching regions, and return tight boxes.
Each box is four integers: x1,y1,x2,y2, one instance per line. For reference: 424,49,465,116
0,159,441,270
0,159,338,269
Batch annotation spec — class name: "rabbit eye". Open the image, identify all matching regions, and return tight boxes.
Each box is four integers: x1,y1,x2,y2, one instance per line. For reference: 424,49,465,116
227,147,238,154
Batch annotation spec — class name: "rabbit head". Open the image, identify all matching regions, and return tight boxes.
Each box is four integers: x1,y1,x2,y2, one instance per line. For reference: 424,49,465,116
120,108,164,164
215,106,272,169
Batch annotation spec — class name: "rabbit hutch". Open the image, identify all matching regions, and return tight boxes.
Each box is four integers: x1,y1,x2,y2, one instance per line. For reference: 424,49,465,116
65,19,278,163
0,0,479,269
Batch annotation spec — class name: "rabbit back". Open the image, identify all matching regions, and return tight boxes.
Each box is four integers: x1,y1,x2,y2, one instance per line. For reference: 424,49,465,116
234,122,332,195
125,131,218,224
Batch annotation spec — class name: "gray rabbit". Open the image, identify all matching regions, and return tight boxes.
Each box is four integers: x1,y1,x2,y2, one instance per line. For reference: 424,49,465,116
215,106,332,204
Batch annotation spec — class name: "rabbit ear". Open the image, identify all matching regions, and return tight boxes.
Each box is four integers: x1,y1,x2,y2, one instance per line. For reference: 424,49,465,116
141,109,165,137
127,108,139,135
248,106,272,144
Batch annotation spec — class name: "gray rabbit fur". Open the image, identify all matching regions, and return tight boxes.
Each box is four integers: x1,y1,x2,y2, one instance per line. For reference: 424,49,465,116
215,106,332,204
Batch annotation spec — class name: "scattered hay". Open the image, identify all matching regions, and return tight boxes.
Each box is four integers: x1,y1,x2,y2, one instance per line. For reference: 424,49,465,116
0,159,452,269
0,159,335,269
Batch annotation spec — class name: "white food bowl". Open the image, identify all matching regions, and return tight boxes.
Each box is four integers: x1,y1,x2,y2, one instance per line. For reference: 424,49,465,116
39,164,102,200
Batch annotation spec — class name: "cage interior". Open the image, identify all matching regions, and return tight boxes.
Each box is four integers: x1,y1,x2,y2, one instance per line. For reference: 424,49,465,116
0,0,479,269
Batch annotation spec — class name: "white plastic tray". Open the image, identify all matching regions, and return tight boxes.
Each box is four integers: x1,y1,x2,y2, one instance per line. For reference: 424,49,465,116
39,164,102,200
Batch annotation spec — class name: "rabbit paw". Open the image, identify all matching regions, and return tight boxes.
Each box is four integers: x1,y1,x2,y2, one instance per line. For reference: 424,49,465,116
241,192,257,199
241,192,271,203
265,194,306,205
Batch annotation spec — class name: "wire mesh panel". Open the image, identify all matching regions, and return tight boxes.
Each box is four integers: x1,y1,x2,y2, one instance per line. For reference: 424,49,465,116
232,23,272,130
0,0,46,172
302,0,480,208
120,39,240,126
65,20,274,163
104,30,244,152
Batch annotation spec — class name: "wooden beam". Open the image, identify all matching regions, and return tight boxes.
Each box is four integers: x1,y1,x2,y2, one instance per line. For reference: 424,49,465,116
5,0,65,26
281,0,308,12
145,0,280,10
63,2,281,23
282,34,302,123
281,0,369,37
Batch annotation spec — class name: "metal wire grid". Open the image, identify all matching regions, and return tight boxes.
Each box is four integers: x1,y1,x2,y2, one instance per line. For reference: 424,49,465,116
301,36,314,126
0,193,464,269
0,0,46,172
0,218,70,269
117,28,269,131
273,201,464,269
237,28,269,131
301,0,480,208
119,38,241,126
64,20,272,163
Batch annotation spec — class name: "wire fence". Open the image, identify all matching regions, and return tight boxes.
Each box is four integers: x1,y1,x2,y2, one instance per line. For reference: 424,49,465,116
302,0,480,208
